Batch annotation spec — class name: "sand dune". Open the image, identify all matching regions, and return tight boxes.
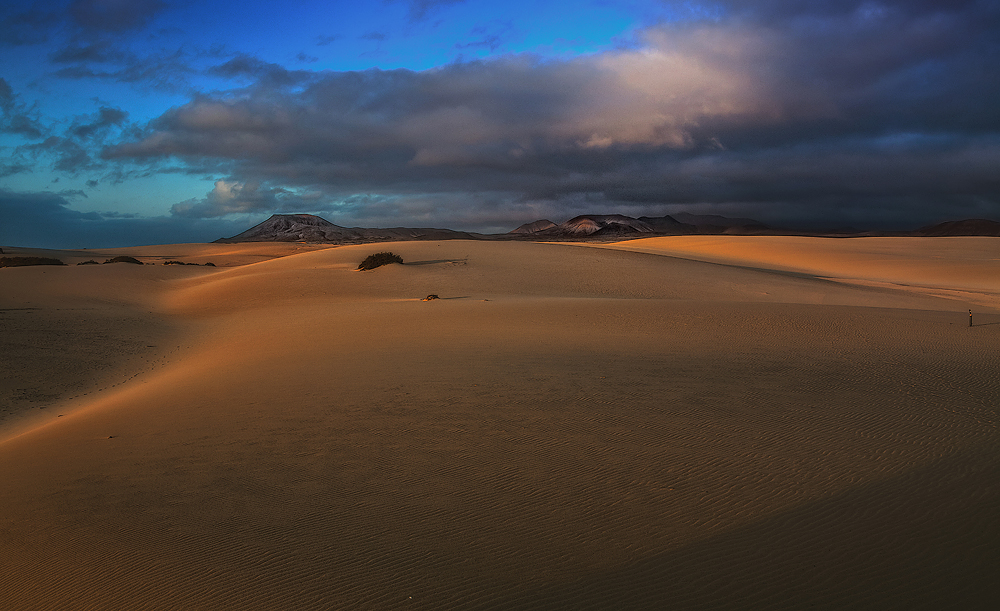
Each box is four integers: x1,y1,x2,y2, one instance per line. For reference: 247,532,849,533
600,235,1000,308
1,238,997,609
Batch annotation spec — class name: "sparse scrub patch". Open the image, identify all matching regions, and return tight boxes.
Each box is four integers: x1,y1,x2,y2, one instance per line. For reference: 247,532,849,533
165,260,217,266
77,260,99,265
358,252,403,271
103,256,143,265
0,256,66,267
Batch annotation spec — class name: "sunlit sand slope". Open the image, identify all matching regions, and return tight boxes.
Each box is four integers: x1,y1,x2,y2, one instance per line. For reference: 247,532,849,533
1,239,997,609
601,235,1000,309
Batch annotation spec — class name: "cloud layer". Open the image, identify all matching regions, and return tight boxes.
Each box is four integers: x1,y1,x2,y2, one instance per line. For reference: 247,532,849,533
0,188,249,248
96,0,1000,229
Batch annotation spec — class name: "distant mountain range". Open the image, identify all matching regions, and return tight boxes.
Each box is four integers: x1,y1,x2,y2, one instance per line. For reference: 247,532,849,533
510,213,771,238
912,218,1000,237
214,214,479,243
216,214,1000,244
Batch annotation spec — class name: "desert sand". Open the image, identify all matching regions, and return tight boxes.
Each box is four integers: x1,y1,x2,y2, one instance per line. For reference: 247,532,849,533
1,237,997,609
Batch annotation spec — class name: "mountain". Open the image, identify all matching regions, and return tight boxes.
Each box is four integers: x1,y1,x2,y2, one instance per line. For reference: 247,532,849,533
669,213,771,234
529,214,656,238
215,214,479,243
216,212,1000,245
635,214,696,234
510,213,769,238
509,220,556,234
215,214,357,243
915,219,1000,237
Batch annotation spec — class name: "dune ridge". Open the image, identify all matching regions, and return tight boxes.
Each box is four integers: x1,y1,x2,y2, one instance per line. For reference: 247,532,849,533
1,238,997,609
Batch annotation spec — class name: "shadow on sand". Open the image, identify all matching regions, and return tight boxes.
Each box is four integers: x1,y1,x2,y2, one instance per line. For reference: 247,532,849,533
404,258,469,266
494,446,1000,610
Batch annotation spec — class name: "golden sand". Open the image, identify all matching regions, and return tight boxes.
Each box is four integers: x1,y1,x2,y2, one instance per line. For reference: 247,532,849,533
1,237,997,609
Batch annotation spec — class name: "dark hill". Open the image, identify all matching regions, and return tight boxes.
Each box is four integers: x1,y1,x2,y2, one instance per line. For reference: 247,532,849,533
915,219,1000,237
215,214,358,243
215,214,478,244
510,220,557,234
669,213,771,234
636,214,696,234
534,214,655,238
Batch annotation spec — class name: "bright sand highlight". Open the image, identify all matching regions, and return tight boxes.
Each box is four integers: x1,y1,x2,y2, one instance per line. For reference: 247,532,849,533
1,237,998,609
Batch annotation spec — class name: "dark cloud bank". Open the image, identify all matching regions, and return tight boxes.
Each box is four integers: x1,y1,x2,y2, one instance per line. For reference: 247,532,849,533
103,0,1000,233
0,189,250,249
4,0,1000,247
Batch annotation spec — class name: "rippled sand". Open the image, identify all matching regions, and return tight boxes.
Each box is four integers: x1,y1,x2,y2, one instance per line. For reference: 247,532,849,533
1,238,997,609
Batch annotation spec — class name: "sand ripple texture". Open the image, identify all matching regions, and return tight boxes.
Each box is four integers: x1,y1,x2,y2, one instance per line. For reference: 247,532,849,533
1,239,998,610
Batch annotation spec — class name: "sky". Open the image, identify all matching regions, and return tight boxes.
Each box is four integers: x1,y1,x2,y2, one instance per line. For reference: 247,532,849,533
1,0,999,247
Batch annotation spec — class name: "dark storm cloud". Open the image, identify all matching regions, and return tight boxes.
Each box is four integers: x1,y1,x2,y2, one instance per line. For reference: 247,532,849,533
69,0,166,33
7,104,134,178
0,77,45,139
1,1,165,52
71,106,128,139
0,187,251,248
206,55,313,89
40,9,211,92
21,137,94,174
455,22,515,52
0,162,32,177
0,5,61,46
388,0,468,23
49,40,127,63
50,45,197,91
315,34,340,46
0,78,15,107
104,0,1000,229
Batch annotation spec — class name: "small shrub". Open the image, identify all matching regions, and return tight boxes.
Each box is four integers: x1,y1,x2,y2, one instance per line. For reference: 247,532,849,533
103,256,143,265
358,252,403,271
0,256,66,267
77,260,99,265
165,260,216,266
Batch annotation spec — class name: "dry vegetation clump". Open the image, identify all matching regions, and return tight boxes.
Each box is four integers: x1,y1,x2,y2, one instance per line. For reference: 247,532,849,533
357,252,403,271
77,260,99,265
164,260,217,266
0,256,66,267
103,256,143,265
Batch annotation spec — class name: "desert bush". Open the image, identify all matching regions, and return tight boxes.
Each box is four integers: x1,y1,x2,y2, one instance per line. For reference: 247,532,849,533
165,260,216,266
77,260,99,265
103,256,143,265
0,256,66,267
357,252,403,271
